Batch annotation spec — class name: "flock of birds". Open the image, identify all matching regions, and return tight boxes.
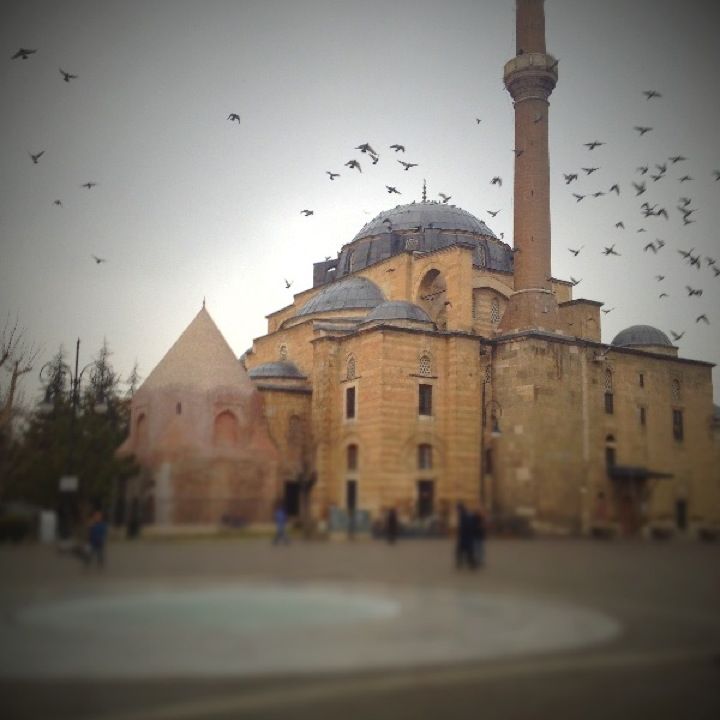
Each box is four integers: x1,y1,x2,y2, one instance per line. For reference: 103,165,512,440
557,89,718,341
13,45,717,348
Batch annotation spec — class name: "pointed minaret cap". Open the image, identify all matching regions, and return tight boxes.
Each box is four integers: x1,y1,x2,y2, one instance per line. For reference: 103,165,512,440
137,307,253,394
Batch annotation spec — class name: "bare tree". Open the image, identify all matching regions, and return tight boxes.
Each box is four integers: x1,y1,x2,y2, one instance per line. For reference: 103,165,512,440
0,314,39,434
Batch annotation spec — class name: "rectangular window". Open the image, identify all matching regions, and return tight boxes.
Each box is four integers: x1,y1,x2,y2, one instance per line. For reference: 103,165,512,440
672,409,684,441
418,444,433,470
605,446,616,469
639,406,646,427
639,373,644,388
419,384,433,416
417,480,434,519
604,392,614,414
346,386,356,419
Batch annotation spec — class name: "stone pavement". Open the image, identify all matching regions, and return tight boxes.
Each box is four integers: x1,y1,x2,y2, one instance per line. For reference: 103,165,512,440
1,536,719,719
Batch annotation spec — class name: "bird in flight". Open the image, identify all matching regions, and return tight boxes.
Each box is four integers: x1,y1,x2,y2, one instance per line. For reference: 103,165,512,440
632,181,646,196
512,148,524,157
643,90,662,100
572,193,585,202
582,167,598,175
584,141,604,150
487,209,500,217
609,184,620,195
712,267,720,278
438,193,451,203
678,175,693,183
390,144,405,153
601,307,614,314
713,170,720,181
300,209,314,216
29,150,44,164
634,126,653,135
643,242,657,253
227,113,241,123
345,159,361,172
356,143,377,156
284,279,293,288
569,276,581,286
696,314,710,324
670,330,684,341
669,155,686,164
685,286,702,297
655,275,665,281
615,221,625,229
59,67,78,82
53,199,62,207
490,176,502,186
568,246,583,256
602,245,620,256
11,48,36,60
656,239,666,249
386,186,401,194
326,171,340,180
81,181,97,189
398,160,418,171
659,293,668,299
91,254,106,264
370,153,379,165
476,117,482,124
592,191,605,198
636,166,648,175
563,173,578,184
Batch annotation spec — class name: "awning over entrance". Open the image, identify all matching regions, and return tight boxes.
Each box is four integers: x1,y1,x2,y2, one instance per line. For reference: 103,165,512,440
609,465,673,481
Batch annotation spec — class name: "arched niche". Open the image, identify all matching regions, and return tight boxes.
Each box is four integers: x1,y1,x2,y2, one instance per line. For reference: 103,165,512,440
213,410,239,448
416,268,448,330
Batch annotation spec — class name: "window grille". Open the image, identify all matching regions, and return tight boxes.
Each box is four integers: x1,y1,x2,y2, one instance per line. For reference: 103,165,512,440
418,355,432,376
671,379,680,402
347,356,356,380
279,344,288,361
491,298,500,325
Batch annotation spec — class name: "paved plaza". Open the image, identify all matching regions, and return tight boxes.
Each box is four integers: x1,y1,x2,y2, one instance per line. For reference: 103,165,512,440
1,535,719,719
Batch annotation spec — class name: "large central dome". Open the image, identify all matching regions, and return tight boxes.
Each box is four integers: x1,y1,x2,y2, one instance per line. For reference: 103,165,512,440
312,201,514,285
353,202,496,240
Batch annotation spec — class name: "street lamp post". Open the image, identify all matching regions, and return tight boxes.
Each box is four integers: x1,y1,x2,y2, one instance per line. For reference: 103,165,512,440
39,338,106,543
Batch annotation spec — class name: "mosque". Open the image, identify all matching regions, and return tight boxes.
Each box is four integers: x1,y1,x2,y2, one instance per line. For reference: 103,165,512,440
118,0,719,537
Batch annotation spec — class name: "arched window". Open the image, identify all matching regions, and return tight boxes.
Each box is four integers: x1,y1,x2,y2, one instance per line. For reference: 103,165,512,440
604,370,614,414
418,354,432,376
490,298,500,325
671,379,680,402
347,355,356,380
213,410,238,447
279,344,288,361
418,444,433,470
347,444,358,471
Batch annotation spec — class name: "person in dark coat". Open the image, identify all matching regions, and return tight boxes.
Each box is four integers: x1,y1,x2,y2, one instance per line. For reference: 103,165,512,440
455,502,477,568
86,510,108,568
472,507,487,567
272,502,290,545
386,507,399,544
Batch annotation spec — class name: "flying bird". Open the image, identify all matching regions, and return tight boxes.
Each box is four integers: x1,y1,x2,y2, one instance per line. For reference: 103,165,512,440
53,199,62,207
655,275,665,281
643,242,657,253
438,193,451,203
685,286,702,297
615,221,625,229
490,176,502,186
59,67,78,82
713,170,720,181
636,166,648,175
569,276,582,286
512,148,524,157
227,113,241,123
284,279,293,288
582,167,598,175
370,153,379,165
659,293,668,299
29,150,44,164
563,173,578,184
678,175,693,183
696,314,710,324
670,330,684,341
713,267,720,278
91,254,106,264
643,90,662,100
11,48,36,60
634,126,653,135
602,245,620,256
398,160,418,171
609,184,620,195
650,173,664,182
300,209,314,216
601,307,614,314
568,246,583,256
669,155,686,164
326,171,340,180
572,193,585,202
389,144,405,152
632,181,646,196
345,159,362,172
386,186,401,194
356,143,377,155
487,209,501,217
655,163,667,174
592,191,605,198
475,118,482,124
584,141,605,150
81,181,97,189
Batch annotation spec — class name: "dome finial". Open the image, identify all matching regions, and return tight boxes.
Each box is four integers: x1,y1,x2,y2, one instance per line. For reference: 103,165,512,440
422,179,427,202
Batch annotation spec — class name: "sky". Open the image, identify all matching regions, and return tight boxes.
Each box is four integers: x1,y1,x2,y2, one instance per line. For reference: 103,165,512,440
2,0,719,405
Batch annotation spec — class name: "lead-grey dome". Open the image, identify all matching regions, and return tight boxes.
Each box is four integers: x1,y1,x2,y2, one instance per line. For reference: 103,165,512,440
353,202,496,240
298,276,384,316
248,361,306,379
363,301,433,324
611,325,673,348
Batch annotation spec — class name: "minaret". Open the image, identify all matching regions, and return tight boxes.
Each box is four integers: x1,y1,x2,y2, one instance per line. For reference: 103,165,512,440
498,0,559,333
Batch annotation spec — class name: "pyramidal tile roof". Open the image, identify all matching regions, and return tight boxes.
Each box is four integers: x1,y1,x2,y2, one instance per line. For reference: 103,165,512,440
138,307,252,393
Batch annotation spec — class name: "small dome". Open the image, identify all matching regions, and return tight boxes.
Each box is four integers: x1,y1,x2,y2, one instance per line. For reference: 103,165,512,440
248,361,306,379
363,300,433,324
611,325,673,348
298,276,384,316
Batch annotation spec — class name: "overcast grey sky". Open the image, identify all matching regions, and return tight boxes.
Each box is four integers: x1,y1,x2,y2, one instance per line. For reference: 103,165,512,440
2,0,719,403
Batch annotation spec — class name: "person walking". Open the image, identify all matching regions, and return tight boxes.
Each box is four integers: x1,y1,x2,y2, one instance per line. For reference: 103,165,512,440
386,507,399,544
272,502,290,545
472,506,486,567
85,509,108,568
455,502,476,569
